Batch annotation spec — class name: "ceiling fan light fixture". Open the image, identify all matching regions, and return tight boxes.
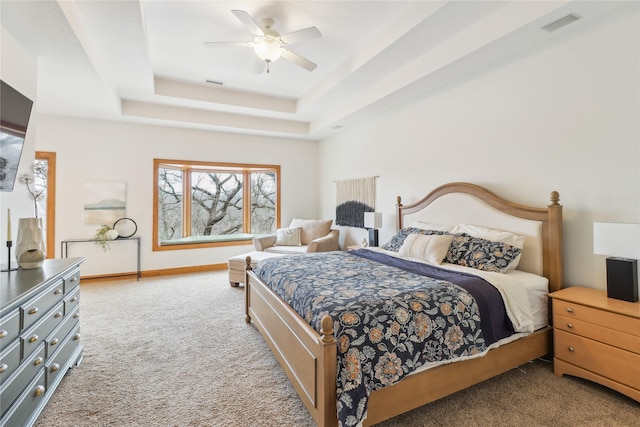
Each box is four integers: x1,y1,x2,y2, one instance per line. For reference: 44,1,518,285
253,36,284,62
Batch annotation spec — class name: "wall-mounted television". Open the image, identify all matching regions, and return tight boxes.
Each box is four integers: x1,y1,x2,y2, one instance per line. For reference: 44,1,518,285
1,80,34,192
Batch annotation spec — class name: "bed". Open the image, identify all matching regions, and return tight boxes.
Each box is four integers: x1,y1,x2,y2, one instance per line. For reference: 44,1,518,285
244,182,563,427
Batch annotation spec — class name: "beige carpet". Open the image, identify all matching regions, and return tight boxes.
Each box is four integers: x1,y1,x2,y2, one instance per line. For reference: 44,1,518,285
35,271,639,427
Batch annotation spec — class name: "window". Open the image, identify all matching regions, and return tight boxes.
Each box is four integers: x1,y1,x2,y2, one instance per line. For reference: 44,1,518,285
35,152,56,258
153,159,280,250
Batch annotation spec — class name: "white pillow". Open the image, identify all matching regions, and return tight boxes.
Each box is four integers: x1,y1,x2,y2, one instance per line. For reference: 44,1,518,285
411,221,455,233
398,233,454,265
451,224,525,248
275,227,301,246
451,224,525,270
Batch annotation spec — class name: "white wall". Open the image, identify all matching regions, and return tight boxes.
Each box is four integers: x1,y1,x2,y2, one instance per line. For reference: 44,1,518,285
319,7,640,291
0,28,39,264
35,115,318,276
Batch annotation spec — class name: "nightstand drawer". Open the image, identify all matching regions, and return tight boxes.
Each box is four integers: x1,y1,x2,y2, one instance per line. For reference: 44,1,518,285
555,329,640,389
553,300,640,337
554,314,640,354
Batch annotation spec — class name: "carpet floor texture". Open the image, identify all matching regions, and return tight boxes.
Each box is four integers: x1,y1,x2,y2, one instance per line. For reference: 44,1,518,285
34,271,639,426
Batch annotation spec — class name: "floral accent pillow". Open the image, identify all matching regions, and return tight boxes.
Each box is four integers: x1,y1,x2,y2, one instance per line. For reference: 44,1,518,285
382,227,449,252
444,233,523,273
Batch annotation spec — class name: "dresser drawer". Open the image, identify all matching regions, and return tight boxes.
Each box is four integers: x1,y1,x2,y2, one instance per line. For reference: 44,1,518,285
0,368,46,427
555,329,640,389
21,280,64,331
0,310,20,351
21,302,65,361
0,340,21,383
63,268,81,294
0,343,45,417
554,313,640,354
553,299,640,338
46,306,79,359
46,324,81,390
64,286,80,315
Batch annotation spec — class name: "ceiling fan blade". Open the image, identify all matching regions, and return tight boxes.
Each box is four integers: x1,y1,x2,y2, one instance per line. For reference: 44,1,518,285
204,41,253,48
231,10,264,37
281,49,317,71
281,27,321,45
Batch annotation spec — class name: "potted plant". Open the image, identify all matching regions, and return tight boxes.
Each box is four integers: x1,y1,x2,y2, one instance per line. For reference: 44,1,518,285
94,225,119,252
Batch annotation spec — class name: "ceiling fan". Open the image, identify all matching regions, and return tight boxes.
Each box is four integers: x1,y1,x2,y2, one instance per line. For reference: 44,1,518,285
204,10,321,74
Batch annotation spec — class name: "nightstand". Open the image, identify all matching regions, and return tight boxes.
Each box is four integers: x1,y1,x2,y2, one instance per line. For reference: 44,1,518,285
550,286,640,402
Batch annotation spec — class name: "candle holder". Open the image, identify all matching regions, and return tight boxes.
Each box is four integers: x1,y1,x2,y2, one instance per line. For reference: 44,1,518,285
1,240,18,272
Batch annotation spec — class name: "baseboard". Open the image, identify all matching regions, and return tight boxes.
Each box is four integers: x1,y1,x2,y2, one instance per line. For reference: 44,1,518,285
80,263,228,282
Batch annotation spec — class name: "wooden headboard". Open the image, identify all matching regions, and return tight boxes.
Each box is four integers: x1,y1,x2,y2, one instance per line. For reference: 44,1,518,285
395,182,563,292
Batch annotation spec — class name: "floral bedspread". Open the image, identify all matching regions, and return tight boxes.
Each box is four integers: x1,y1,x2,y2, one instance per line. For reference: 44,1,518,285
253,250,514,427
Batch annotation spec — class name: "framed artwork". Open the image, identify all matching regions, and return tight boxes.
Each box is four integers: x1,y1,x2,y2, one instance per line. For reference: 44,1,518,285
84,180,126,224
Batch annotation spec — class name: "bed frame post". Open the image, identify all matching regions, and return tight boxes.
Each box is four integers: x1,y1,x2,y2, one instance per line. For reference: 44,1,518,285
546,191,564,292
395,196,403,231
318,315,338,427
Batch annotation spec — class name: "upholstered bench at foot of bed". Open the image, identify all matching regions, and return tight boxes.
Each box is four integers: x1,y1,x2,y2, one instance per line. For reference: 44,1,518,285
228,251,286,287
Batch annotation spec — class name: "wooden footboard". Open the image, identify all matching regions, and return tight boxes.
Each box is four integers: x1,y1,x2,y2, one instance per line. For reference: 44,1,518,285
246,262,552,427
245,267,338,427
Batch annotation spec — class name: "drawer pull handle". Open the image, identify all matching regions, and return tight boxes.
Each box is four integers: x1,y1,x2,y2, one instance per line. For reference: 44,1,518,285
29,307,39,315
34,357,43,366
70,297,78,303
568,346,574,352
55,312,63,318
0,363,8,373
565,307,573,313
73,333,80,341
567,323,573,328
29,334,39,343
70,277,77,282
34,385,45,397
50,338,59,346
74,313,80,319
0,329,6,338
50,363,60,372
54,289,62,295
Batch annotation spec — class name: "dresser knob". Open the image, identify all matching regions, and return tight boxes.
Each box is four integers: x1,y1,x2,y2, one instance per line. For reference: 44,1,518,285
55,312,63,318
70,297,78,303
568,346,574,352
73,333,80,341
0,363,7,373
50,338,59,346
29,307,39,315
54,289,62,295
74,313,80,319
29,334,39,343
565,307,573,313
70,277,77,282
34,385,45,397
0,329,6,338
50,363,60,372
567,323,573,328
34,357,43,366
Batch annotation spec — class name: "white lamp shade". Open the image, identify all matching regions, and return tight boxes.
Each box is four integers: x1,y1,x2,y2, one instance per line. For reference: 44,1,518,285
593,222,640,259
364,212,382,229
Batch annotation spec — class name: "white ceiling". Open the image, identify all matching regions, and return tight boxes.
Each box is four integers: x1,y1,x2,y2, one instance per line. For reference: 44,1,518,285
1,1,633,140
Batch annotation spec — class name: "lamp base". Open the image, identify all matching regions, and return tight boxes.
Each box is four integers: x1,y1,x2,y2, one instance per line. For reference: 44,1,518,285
606,257,638,302
368,229,379,247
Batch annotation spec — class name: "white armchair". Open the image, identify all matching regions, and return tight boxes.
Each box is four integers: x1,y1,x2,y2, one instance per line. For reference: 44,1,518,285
253,219,340,254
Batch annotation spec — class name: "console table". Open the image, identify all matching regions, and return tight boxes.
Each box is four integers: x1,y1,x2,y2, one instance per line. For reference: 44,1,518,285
0,258,84,427
60,236,141,280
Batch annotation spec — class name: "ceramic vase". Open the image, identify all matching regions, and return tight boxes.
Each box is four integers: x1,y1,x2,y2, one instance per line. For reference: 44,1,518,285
16,217,46,269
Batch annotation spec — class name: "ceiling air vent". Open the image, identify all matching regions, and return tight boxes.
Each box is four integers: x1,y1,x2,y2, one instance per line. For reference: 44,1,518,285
542,14,580,32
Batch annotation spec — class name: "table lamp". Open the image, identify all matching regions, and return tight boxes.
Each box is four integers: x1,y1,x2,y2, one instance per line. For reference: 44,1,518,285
364,212,382,247
593,222,639,302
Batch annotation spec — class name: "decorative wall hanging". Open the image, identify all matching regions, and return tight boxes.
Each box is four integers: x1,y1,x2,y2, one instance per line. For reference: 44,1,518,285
335,176,377,228
84,180,126,224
